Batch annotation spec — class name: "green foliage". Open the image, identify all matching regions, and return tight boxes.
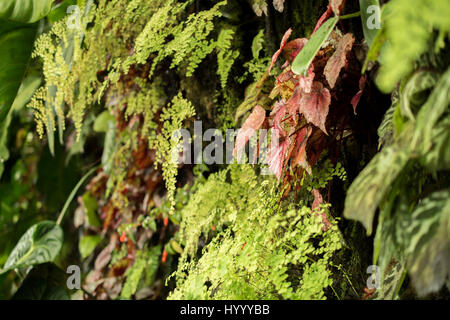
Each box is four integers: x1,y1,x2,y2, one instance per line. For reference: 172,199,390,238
345,6,450,296
376,0,450,92
307,160,347,192
0,221,63,274
81,192,101,228
372,261,404,300
344,140,410,235
12,263,70,300
216,28,239,89
169,164,343,300
48,0,77,24
0,23,37,123
404,189,450,296
120,246,161,299
125,0,227,78
238,29,270,83
27,0,228,214
153,93,195,211
0,75,41,177
359,0,380,47
78,234,101,259
3,0,447,301
0,0,53,23
0,21,38,177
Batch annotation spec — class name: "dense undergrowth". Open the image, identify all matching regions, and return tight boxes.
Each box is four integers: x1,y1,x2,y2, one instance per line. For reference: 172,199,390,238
0,0,448,300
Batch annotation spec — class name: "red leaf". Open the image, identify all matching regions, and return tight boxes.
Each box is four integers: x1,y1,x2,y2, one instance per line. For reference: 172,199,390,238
306,131,327,168
268,28,293,75
324,33,355,88
292,126,313,173
234,105,266,156
282,38,308,64
330,0,346,16
268,131,290,181
298,65,315,94
286,88,301,123
270,99,288,136
272,68,296,99
351,75,367,114
312,4,333,34
299,82,331,134
312,189,324,210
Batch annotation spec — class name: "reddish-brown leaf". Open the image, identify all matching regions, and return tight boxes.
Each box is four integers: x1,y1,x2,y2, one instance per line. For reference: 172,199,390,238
312,4,333,34
312,188,324,211
351,75,367,114
298,65,315,94
312,188,332,231
271,68,296,99
268,28,292,75
234,105,266,156
292,126,313,173
271,100,288,137
286,88,302,123
268,132,290,181
282,38,308,64
324,33,355,88
299,82,331,134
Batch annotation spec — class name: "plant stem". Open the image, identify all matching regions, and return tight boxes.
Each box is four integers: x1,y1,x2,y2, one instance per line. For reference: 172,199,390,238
340,12,361,20
56,165,99,225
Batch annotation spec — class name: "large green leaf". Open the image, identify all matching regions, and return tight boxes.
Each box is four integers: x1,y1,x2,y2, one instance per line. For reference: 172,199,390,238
0,221,63,274
423,115,450,171
400,70,439,122
343,140,411,235
405,189,450,296
373,261,405,300
12,263,70,300
48,0,77,24
79,234,101,259
81,192,101,227
0,21,37,176
0,75,41,177
0,0,54,23
0,22,37,123
412,68,450,153
291,17,338,76
359,0,380,47
375,0,450,93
